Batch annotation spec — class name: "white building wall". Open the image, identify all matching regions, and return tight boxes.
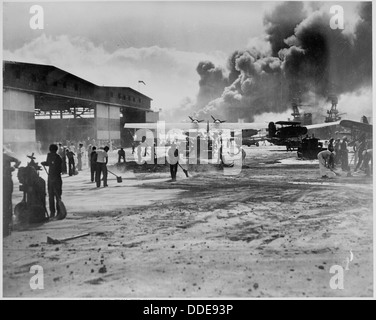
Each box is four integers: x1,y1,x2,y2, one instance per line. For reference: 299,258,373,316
3,89,36,143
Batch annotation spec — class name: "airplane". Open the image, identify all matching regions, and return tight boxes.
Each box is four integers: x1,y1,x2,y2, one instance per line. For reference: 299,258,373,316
123,117,266,132
123,116,267,161
211,115,226,124
338,119,372,135
266,120,345,150
242,135,268,147
189,116,204,124
267,121,308,149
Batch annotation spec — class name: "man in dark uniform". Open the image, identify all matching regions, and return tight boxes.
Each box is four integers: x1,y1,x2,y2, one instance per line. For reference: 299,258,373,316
58,143,67,174
66,148,76,176
3,150,21,237
118,147,126,163
90,146,97,182
168,142,179,182
42,144,63,218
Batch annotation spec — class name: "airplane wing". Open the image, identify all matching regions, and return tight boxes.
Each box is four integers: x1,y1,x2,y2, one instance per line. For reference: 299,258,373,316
338,120,372,133
124,122,267,131
124,122,208,131
306,120,373,134
305,121,341,130
208,122,267,131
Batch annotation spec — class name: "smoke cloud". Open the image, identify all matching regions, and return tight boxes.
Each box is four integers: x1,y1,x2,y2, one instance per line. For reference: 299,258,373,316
191,1,372,123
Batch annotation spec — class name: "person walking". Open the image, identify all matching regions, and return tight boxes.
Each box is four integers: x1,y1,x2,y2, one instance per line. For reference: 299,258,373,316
96,146,109,187
42,144,63,218
90,146,98,183
66,148,76,176
167,142,179,182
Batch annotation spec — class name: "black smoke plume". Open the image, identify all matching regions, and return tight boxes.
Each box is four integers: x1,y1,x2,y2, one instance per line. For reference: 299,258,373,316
191,1,372,123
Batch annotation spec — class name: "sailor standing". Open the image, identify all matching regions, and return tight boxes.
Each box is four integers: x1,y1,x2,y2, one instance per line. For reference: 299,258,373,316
96,146,109,187
42,144,63,218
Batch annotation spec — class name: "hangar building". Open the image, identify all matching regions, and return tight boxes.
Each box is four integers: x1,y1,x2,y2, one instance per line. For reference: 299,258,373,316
3,61,158,151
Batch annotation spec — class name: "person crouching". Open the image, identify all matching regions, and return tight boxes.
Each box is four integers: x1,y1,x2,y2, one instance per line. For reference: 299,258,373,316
317,150,335,178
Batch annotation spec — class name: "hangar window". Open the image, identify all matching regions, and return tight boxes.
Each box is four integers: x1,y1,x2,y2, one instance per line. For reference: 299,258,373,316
133,97,135,102
123,95,126,100
74,84,79,91
63,82,67,88
118,93,121,99
128,96,131,101
110,91,114,98
138,98,141,103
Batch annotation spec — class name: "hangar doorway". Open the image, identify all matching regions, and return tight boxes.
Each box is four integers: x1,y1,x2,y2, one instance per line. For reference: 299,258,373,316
35,94,96,151
120,107,146,147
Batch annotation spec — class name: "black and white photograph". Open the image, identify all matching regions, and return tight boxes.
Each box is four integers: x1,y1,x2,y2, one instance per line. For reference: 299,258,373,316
1,0,373,300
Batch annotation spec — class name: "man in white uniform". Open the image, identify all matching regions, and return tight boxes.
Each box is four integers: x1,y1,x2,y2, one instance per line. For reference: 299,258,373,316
317,150,335,178
96,146,109,187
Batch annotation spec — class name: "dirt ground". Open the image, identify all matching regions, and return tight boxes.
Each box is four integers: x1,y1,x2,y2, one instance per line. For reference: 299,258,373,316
2,145,373,298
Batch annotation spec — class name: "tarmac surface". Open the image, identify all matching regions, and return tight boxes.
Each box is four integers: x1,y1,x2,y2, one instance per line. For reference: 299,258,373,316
2,145,373,298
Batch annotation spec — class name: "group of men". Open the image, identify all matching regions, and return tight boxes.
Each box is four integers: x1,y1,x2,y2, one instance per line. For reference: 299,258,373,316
56,143,85,176
88,145,110,187
2,143,112,237
318,136,372,178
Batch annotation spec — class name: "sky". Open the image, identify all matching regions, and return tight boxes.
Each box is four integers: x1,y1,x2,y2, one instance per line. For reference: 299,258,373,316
2,1,372,123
